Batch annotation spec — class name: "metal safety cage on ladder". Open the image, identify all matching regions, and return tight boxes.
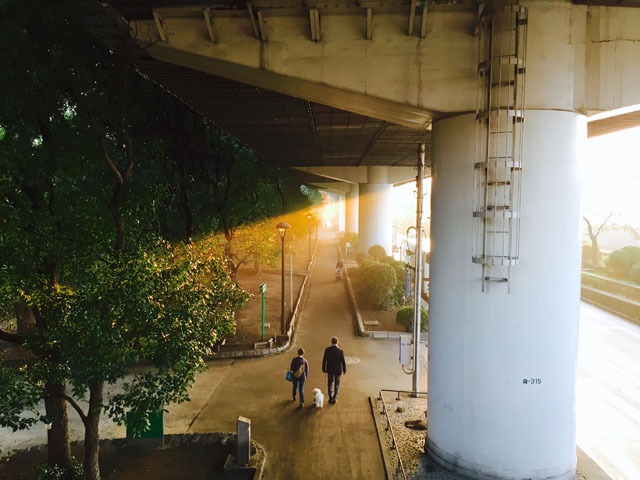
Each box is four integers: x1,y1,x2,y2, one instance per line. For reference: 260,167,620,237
472,2,527,293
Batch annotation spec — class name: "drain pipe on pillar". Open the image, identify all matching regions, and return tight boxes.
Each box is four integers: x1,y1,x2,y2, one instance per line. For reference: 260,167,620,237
412,143,425,396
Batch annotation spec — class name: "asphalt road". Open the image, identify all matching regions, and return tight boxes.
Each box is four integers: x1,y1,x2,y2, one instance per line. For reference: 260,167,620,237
577,302,640,480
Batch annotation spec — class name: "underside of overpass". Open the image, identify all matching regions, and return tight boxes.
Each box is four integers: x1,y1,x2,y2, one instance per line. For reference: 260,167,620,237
94,2,640,479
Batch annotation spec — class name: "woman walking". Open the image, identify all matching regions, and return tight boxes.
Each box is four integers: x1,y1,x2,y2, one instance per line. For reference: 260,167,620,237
290,348,309,408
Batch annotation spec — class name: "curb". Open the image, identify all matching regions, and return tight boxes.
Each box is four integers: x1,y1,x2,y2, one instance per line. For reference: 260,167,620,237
369,395,393,480
337,243,427,344
211,239,319,360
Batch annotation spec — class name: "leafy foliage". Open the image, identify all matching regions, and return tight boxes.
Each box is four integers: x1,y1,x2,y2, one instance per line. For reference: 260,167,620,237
605,246,640,279
358,260,397,309
0,0,312,477
36,459,84,480
396,306,429,332
367,245,387,262
0,365,46,431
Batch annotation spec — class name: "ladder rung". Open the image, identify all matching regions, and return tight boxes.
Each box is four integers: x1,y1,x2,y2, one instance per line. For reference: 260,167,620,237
474,161,521,170
491,80,515,87
490,131,515,134
485,276,509,282
487,181,511,185
473,210,520,219
473,256,519,266
476,109,524,121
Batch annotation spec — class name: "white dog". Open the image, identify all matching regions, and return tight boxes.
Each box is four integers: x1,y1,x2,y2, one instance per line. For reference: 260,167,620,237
312,388,324,408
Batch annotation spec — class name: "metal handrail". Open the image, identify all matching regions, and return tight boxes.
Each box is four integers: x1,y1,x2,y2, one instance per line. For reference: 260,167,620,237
378,389,428,480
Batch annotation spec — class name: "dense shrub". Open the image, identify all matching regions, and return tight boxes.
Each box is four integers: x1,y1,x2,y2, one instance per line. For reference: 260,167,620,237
582,243,593,267
606,246,640,279
355,252,368,265
631,263,640,285
388,260,408,303
358,260,397,309
368,244,387,261
36,459,83,480
396,306,428,332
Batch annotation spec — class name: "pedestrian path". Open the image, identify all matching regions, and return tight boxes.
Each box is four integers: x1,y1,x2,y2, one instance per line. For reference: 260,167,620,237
180,233,421,480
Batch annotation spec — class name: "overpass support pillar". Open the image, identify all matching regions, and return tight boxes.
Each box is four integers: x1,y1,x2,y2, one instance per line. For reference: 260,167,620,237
427,111,584,479
358,166,393,255
345,184,359,234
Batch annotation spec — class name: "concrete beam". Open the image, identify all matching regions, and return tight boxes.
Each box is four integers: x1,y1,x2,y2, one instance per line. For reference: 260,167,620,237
140,43,433,130
130,2,640,117
294,166,416,185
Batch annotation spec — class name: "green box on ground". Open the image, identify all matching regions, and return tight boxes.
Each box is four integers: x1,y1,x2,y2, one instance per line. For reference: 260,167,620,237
126,411,164,448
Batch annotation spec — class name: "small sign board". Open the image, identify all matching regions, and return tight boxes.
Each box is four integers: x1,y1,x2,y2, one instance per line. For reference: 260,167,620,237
259,283,267,293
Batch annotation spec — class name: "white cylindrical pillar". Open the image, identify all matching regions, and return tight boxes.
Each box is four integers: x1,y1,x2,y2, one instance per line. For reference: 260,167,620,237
427,111,584,479
338,193,345,233
345,184,359,234
358,183,393,254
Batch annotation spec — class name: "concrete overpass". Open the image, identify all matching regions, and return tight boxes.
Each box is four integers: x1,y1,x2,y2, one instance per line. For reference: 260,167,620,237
103,1,640,478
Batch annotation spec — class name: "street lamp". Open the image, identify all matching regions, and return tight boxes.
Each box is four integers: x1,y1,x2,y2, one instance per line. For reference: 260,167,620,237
276,222,291,334
307,213,312,262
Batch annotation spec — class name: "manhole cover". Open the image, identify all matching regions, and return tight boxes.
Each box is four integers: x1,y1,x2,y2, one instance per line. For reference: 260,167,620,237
345,356,360,364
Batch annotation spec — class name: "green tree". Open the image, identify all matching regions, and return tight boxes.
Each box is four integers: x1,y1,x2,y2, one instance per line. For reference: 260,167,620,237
0,2,247,479
583,213,614,267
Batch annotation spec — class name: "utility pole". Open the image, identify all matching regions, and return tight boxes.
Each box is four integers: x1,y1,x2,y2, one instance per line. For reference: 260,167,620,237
412,143,425,396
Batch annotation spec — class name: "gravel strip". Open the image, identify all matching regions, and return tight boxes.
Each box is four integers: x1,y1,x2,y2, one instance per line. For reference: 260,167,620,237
373,392,590,480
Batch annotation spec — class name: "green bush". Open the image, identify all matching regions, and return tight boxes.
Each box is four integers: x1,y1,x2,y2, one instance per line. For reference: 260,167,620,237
582,243,593,267
355,252,368,265
368,245,387,262
631,262,640,285
36,459,84,480
359,260,397,309
606,246,640,279
396,306,428,332
388,260,408,303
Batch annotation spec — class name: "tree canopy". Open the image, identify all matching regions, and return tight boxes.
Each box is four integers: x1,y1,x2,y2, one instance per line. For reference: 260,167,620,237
0,1,319,479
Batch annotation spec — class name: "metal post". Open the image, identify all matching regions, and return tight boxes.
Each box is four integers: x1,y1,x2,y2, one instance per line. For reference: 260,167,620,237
260,283,266,341
308,215,312,262
290,253,293,314
412,143,425,396
280,236,285,334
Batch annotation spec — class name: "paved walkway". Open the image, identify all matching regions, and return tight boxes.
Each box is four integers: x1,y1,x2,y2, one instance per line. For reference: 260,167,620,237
176,234,426,479
0,232,428,479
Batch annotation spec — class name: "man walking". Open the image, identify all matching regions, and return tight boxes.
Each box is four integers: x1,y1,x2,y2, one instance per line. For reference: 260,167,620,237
322,337,346,404
290,348,308,408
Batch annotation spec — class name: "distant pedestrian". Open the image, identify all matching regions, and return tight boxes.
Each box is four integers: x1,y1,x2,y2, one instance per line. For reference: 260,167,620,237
322,337,346,404
290,348,309,407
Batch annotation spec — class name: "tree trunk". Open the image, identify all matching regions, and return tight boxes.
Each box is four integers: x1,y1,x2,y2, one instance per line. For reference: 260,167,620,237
44,382,72,471
84,381,104,480
591,237,600,266
14,302,36,336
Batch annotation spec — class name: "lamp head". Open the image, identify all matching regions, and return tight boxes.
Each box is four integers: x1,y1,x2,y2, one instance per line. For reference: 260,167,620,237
276,222,291,239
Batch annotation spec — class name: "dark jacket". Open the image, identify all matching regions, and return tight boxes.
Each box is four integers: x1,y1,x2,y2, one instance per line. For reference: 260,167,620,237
322,345,346,375
290,356,308,379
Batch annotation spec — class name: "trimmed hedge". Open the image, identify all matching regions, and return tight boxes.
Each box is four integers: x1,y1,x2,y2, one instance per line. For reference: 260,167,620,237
358,260,397,309
396,306,428,332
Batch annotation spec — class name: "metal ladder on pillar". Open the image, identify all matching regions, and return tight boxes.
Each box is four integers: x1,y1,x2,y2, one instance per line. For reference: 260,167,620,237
473,3,527,293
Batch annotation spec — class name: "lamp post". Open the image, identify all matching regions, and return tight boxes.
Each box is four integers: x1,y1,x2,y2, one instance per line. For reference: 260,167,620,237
276,222,290,334
307,213,312,263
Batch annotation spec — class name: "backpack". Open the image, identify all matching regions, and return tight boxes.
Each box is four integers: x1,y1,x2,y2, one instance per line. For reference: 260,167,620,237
293,361,305,378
